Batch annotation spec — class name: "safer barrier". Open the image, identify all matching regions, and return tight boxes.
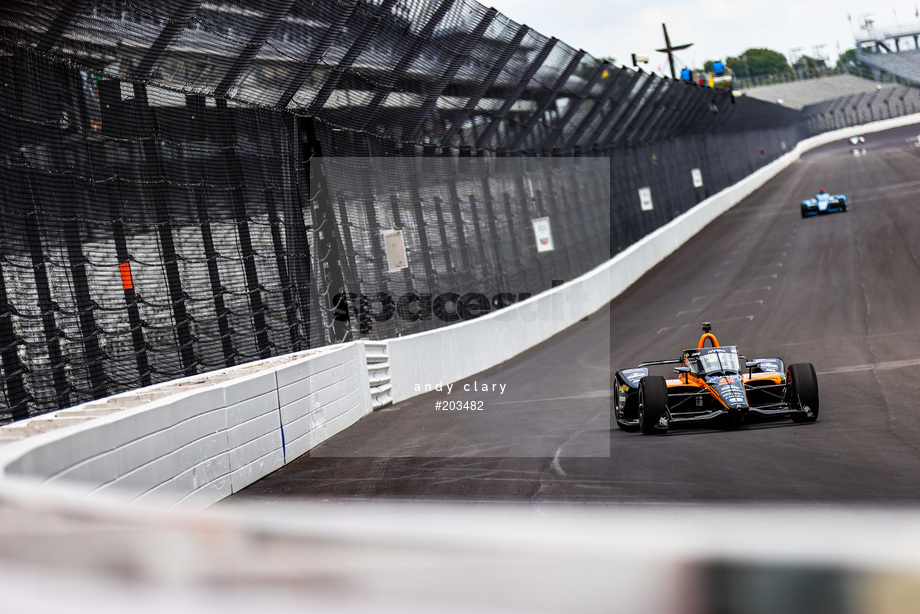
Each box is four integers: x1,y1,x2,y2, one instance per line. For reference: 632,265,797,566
0,342,372,507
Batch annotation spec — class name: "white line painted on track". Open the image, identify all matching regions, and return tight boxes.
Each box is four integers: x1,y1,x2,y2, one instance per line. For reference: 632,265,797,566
731,286,771,295
818,357,920,375
721,315,755,323
772,329,920,348
723,299,763,308
657,315,753,333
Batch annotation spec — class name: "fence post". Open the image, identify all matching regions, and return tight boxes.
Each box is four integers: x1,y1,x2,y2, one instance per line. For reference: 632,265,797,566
406,9,497,141
358,0,457,133
541,61,611,152
476,37,558,150
276,0,361,109
508,50,586,151
213,0,297,97
563,69,629,151
441,24,530,147
134,83,198,376
301,118,351,344
215,99,272,359
307,0,401,114
0,262,28,422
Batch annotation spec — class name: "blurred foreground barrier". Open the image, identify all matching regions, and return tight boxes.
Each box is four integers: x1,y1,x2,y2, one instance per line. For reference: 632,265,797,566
0,489,919,613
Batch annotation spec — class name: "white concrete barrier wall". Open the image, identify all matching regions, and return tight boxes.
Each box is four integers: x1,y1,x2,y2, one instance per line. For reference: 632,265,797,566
0,342,372,508
388,112,920,403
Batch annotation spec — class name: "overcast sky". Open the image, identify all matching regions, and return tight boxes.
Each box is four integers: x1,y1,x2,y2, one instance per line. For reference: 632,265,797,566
481,0,920,71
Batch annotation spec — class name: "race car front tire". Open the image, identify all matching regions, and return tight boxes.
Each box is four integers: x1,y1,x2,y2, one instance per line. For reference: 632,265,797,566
800,206,808,219
787,362,819,423
614,385,639,432
639,375,669,435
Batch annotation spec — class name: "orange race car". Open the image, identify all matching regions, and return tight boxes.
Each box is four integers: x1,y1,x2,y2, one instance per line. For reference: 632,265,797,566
614,322,819,435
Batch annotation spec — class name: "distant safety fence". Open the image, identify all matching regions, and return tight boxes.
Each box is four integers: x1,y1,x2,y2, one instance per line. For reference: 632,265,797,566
801,85,920,134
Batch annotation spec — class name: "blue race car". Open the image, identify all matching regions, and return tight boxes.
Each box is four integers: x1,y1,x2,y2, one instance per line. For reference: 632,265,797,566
801,189,847,218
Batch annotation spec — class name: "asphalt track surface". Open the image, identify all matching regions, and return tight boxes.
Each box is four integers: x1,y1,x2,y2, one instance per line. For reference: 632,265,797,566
232,124,920,504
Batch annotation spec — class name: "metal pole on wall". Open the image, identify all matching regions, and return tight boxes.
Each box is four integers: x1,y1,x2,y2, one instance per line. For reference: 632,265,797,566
307,0,400,114
98,79,153,386
475,37,558,150
215,99,272,360
134,83,198,376
0,263,28,422
301,118,351,344
508,50,587,151
14,56,70,409
358,0,457,133
406,9,498,141
441,24,530,147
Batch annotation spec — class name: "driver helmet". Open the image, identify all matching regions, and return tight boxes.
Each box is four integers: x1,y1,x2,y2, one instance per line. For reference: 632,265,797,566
818,187,825,193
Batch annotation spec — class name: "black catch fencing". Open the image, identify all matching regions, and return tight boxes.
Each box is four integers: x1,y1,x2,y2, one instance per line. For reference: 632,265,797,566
0,53,316,421
0,1,914,422
802,85,920,134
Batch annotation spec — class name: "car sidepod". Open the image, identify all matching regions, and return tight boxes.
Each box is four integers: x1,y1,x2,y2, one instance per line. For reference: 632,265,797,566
743,358,786,408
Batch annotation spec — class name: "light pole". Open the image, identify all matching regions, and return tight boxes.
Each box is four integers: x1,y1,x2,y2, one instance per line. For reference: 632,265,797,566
655,23,692,79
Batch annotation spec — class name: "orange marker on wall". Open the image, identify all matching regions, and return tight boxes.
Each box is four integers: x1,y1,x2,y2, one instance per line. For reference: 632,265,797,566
119,262,133,290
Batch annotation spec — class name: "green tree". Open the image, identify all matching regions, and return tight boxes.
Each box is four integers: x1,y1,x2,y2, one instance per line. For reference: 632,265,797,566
724,48,789,77
835,48,868,72
797,55,824,69
702,60,727,73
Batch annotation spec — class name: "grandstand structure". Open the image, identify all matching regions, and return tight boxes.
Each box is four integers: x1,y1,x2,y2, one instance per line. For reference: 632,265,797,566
0,1,917,424
738,74,899,110
856,22,920,85
737,72,920,135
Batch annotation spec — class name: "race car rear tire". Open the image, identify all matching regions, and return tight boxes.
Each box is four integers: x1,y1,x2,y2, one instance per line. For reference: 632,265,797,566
787,362,819,423
639,375,669,435
800,206,808,219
